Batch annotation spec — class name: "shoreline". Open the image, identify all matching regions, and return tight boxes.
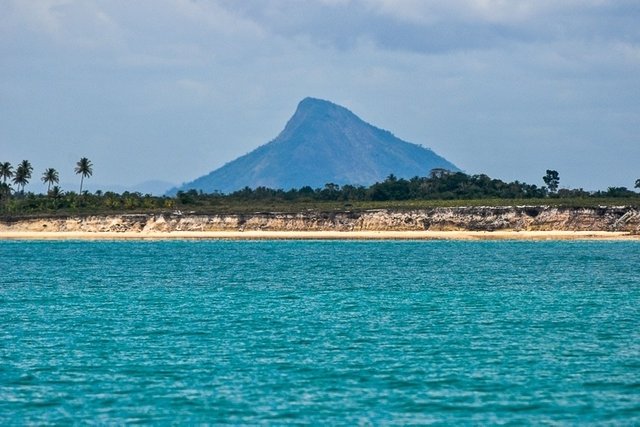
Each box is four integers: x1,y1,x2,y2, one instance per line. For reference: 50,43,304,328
2,206,638,240
1,230,638,241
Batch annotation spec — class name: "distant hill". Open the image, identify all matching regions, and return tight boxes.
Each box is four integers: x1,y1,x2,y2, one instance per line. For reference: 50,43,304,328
57,180,175,196
173,97,459,194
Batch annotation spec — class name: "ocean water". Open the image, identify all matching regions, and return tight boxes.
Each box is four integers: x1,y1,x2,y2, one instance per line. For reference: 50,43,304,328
1,240,639,424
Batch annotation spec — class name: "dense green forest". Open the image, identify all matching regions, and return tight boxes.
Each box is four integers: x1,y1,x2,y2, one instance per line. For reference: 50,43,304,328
1,166,639,216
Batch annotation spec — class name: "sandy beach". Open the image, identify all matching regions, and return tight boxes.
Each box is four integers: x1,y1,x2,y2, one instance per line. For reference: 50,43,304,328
0,230,638,241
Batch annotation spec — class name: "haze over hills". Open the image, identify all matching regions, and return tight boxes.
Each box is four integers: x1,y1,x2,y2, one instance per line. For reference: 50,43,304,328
52,180,176,196
173,98,459,194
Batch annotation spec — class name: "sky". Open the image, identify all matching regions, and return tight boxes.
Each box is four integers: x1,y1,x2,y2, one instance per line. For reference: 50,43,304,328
1,0,639,193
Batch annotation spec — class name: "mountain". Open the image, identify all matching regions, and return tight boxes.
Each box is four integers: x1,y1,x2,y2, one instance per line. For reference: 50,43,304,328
173,97,459,194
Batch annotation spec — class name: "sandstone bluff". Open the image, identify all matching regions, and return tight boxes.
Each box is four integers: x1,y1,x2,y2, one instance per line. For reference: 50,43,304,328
2,206,639,233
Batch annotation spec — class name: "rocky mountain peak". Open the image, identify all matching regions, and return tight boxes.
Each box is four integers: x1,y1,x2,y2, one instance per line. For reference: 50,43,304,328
172,98,459,194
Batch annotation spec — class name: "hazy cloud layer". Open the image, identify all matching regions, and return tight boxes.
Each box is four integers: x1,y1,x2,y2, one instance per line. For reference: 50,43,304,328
1,0,638,191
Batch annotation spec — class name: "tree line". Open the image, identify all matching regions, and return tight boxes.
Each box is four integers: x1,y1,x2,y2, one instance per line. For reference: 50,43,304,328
0,158,93,197
1,166,639,215
206,169,639,203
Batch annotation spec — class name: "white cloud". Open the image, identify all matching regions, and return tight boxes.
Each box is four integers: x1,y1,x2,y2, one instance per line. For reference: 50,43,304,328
169,0,266,38
1,0,638,190
361,0,613,25
2,0,71,36
2,0,125,49
613,42,640,65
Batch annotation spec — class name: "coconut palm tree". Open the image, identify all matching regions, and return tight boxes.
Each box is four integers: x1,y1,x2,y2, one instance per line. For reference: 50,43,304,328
12,165,28,193
49,185,63,198
42,168,59,192
11,160,33,194
19,160,33,181
47,185,63,208
0,162,13,185
75,157,93,194
0,182,10,200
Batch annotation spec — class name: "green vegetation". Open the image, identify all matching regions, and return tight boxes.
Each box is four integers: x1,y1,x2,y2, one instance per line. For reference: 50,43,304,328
543,170,560,193
1,165,639,217
0,162,13,184
75,157,93,194
12,160,33,194
41,168,59,192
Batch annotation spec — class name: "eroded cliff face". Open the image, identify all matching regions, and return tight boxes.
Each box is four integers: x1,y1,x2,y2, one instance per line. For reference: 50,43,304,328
1,206,639,233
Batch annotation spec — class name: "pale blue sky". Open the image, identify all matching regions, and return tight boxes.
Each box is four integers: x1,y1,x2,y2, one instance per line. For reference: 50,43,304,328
1,0,639,193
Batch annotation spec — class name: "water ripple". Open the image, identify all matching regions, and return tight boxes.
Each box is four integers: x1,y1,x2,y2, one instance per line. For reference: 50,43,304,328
1,240,639,424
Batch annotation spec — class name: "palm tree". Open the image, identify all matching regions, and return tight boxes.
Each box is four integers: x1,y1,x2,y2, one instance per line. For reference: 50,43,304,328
12,160,33,194
48,185,63,208
75,157,93,194
19,160,33,181
42,168,60,192
0,162,13,185
49,185,63,199
0,182,10,200
12,165,28,193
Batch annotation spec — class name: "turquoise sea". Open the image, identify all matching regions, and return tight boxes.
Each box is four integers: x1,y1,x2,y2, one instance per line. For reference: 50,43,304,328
1,240,639,424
